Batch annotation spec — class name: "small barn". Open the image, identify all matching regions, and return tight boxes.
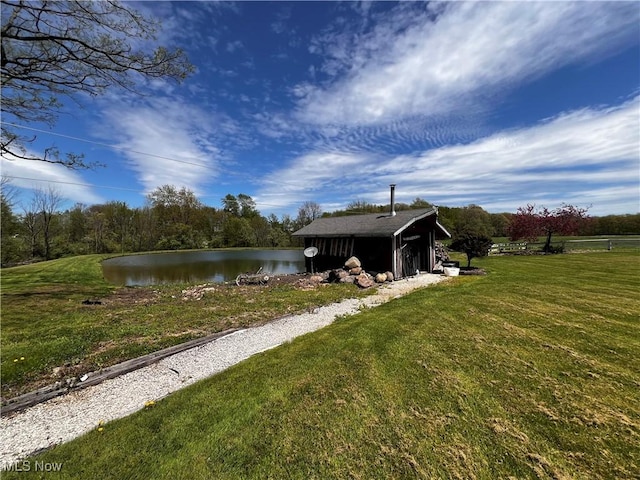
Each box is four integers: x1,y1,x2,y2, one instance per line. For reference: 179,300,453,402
292,203,451,279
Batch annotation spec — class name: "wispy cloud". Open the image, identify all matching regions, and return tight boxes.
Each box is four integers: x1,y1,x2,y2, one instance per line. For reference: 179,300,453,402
260,97,639,215
296,2,639,126
254,151,367,210
98,96,220,196
0,152,104,205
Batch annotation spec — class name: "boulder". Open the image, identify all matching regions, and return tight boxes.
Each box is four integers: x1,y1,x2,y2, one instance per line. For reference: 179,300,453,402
355,273,374,288
340,275,355,284
309,275,324,283
349,267,363,275
375,273,387,283
328,269,349,283
385,271,394,282
344,256,361,269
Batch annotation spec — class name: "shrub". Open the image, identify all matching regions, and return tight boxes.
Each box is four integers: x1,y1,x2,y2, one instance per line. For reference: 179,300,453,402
450,234,493,268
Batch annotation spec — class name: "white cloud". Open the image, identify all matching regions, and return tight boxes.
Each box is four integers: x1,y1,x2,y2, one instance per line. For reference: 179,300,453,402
296,2,639,126
378,96,639,180
374,96,640,213
260,97,639,215
99,96,220,196
255,151,368,210
0,152,104,205
226,40,244,53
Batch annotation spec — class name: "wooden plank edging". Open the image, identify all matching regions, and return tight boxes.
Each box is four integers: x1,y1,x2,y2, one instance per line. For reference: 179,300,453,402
1,328,240,417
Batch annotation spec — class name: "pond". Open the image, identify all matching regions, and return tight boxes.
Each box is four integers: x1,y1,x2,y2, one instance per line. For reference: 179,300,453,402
101,249,306,286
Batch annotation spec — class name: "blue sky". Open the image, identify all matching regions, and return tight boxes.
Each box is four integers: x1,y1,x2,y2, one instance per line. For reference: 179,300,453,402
2,1,639,217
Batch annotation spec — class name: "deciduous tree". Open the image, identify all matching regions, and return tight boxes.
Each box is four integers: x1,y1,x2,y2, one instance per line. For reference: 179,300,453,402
0,180,22,265
1,0,193,167
508,203,590,253
296,201,322,227
238,193,258,218
104,201,132,253
450,234,493,268
453,204,493,238
410,197,432,208
30,186,63,260
450,205,494,267
222,194,240,217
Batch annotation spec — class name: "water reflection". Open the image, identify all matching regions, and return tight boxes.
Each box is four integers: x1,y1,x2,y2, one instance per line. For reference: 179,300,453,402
102,249,305,286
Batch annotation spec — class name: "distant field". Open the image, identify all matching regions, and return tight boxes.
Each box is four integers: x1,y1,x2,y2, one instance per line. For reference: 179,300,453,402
4,251,638,479
488,235,640,253
491,234,640,243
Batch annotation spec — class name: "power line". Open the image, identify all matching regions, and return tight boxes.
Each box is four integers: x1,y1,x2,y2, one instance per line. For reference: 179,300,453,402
1,122,411,206
1,175,142,193
2,121,212,169
1,121,312,189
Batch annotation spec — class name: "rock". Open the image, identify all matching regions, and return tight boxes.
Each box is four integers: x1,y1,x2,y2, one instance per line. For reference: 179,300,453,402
328,269,348,283
355,273,374,288
385,271,394,282
375,273,387,283
344,256,361,269
340,275,355,284
349,267,363,275
181,284,216,301
309,275,324,283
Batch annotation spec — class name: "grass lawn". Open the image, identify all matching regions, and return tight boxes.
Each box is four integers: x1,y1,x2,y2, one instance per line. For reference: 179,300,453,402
3,251,639,479
1,254,367,398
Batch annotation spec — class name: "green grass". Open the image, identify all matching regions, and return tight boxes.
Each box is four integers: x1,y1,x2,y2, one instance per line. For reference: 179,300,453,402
490,235,640,251
1,255,367,398
4,251,639,479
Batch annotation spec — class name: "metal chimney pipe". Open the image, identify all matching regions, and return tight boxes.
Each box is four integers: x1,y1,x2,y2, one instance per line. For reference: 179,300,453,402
390,184,396,216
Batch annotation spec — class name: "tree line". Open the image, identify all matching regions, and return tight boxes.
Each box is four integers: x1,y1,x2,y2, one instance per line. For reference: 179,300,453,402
326,199,640,239
1,184,638,267
0,185,309,266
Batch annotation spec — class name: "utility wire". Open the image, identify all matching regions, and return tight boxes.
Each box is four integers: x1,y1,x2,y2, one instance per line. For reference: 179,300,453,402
1,121,314,189
2,121,211,169
2,175,142,193
2,123,411,209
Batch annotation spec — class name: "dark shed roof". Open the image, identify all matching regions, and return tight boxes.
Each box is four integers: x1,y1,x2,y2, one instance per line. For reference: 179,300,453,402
292,207,451,238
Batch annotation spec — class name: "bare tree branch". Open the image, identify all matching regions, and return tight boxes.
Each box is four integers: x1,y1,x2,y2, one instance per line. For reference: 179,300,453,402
1,0,194,168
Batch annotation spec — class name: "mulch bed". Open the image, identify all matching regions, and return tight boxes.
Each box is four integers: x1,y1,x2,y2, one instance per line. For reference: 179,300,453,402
459,267,487,275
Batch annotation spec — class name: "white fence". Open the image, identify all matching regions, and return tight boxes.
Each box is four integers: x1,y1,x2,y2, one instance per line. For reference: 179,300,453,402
489,242,528,254
489,238,640,255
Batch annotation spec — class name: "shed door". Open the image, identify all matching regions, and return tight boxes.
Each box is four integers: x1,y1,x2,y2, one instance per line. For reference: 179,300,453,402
401,242,420,276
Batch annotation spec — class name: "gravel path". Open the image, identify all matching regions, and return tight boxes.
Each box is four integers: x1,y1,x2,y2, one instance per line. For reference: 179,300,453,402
0,274,444,467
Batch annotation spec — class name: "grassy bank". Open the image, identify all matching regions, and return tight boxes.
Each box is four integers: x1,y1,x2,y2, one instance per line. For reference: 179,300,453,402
1,255,366,398
4,251,639,479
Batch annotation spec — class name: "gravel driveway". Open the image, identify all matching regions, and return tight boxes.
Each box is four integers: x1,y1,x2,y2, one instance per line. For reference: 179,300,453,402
0,273,444,467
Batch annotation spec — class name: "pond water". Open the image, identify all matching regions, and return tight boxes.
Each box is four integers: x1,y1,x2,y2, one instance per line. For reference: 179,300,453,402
101,249,305,286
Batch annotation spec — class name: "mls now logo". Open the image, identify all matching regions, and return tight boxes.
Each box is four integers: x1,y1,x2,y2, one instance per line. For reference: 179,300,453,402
3,460,63,472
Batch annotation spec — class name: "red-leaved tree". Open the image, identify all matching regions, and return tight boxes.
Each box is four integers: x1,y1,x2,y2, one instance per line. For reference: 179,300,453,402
508,204,590,253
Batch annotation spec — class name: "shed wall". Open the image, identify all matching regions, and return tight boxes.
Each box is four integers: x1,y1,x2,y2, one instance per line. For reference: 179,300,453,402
304,237,394,274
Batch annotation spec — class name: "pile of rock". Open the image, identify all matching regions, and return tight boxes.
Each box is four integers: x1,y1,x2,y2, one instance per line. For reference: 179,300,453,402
181,284,216,300
327,256,394,289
